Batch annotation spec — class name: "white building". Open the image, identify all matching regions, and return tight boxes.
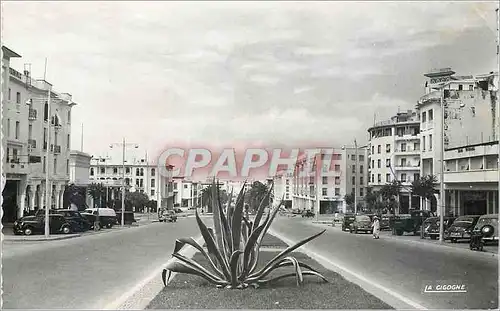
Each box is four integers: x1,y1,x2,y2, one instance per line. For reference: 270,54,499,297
367,110,421,213
172,177,202,209
417,68,499,216
291,147,368,214
69,150,92,187
273,171,293,208
2,46,76,222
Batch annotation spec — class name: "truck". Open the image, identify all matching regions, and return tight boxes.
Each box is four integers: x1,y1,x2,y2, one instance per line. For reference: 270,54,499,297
391,210,436,236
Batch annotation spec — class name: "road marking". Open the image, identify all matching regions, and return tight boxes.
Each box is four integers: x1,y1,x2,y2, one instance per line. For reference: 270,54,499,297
269,228,428,310
103,235,204,310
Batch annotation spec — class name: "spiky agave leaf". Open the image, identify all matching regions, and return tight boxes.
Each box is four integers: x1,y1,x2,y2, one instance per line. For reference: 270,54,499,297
229,250,243,287
239,222,267,280
231,186,246,251
253,256,305,286
215,179,233,257
172,252,223,283
226,187,235,227
162,269,171,286
164,260,229,286
211,179,227,257
194,207,232,280
173,238,224,278
252,182,274,232
256,195,284,246
256,271,328,286
248,229,326,280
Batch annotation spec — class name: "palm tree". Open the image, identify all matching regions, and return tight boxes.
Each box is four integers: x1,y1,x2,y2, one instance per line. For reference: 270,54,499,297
200,182,227,213
344,193,354,212
246,181,269,213
411,175,438,211
87,183,106,208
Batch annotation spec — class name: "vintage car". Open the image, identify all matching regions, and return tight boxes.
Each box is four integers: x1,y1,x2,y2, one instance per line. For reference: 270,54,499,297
391,210,436,236
341,214,356,231
472,214,498,244
13,214,77,235
445,215,481,242
82,208,118,228
301,210,315,218
349,215,373,234
159,209,178,222
420,216,456,240
35,209,91,232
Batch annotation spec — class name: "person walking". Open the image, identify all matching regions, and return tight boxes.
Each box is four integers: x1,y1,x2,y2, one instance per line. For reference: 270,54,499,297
372,216,380,239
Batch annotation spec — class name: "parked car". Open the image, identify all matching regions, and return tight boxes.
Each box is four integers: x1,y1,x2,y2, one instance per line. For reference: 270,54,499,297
13,214,76,235
379,214,391,230
446,215,481,243
114,211,137,225
391,210,435,236
159,209,177,222
82,208,118,228
472,214,498,244
174,208,183,213
341,214,356,231
302,210,315,218
35,209,91,232
421,216,456,240
349,215,373,234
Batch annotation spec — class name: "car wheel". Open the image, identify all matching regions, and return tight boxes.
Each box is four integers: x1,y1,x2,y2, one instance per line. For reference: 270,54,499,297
396,229,403,236
107,223,113,229
24,227,33,236
62,226,71,234
451,239,456,243
430,236,437,240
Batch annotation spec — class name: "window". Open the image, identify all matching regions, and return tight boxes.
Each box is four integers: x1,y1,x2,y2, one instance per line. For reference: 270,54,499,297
377,174,381,183
401,173,407,182
386,173,391,182
100,167,105,174
335,188,340,196
141,168,144,176
322,188,327,196
136,179,140,187
54,132,58,146
351,155,356,161
54,158,57,174
371,146,374,154
384,159,389,167
126,167,130,174
335,176,340,185
352,188,355,195
140,179,144,187
352,176,355,184
414,142,420,151
15,121,19,139
400,158,407,167
334,164,340,171
386,144,391,153
352,165,356,173
113,168,118,174
90,168,94,176
414,173,420,181
377,145,381,154
12,149,18,161
28,124,33,139
16,92,21,104
125,178,130,185
151,190,155,196
7,119,10,137
44,102,48,121
285,186,290,192
8,88,11,100
66,160,69,175
67,134,70,148
469,85,473,91
359,188,364,197
184,184,188,189
322,176,328,184
422,111,427,123
360,165,364,173
174,183,178,190
359,155,364,161
458,84,463,91
151,179,155,187
43,156,46,173
371,174,374,182
429,134,433,150
377,159,381,168
401,142,407,152
136,168,140,175
360,176,364,185
151,168,155,176
286,179,290,185
67,111,71,123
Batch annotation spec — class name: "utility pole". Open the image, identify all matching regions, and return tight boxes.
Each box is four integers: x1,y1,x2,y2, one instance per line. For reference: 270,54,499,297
80,123,84,152
44,82,52,238
439,85,445,243
145,150,149,220
354,139,358,214
496,6,499,217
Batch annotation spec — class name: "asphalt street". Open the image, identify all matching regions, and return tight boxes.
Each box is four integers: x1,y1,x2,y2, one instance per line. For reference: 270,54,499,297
2,219,201,309
270,216,498,310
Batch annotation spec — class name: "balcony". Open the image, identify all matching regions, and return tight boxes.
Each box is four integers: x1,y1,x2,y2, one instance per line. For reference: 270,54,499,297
395,133,420,141
394,148,420,155
28,139,37,149
394,163,421,170
4,159,30,175
444,169,498,184
29,109,37,121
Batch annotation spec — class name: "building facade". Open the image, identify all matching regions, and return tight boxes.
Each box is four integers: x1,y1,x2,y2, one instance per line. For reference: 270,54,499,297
417,68,499,216
367,110,421,213
2,46,76,222
69,150,92,187
273,171,293,209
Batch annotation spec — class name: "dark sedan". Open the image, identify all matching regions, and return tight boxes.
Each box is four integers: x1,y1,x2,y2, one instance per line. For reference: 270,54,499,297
421,216,456,240
446,215,481,242
13,214,77,235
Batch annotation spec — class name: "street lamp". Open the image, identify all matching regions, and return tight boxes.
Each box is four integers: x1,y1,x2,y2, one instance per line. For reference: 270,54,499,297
109,139,138,227
354,139,358,215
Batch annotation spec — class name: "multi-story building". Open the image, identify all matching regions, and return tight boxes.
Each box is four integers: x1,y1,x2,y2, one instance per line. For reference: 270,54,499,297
291,147,368,214
367,110,421,213
273,170,293,208
417,68,499,216
172,177,202,209
2,46,76,222
69,150,92,187
88,153,174,210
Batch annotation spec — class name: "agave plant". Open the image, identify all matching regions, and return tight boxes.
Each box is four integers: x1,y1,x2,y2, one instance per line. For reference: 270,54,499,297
162,179,327,289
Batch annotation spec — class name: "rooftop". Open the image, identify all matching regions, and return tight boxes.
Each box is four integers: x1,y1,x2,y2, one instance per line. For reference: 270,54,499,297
2,46,21,59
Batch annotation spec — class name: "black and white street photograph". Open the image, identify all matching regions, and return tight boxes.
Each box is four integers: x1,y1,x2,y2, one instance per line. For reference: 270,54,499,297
1,1,499,310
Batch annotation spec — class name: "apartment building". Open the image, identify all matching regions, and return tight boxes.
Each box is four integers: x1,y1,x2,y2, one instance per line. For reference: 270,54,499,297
69,150,92,187
417,68,499,216
367,110,421,213
273,170,293,208
88,154,174,209
2,46,76,222
291,147,368,214
172,177,202,209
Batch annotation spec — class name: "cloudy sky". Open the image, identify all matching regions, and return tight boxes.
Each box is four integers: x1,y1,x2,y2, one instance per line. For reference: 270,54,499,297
2,1,498,160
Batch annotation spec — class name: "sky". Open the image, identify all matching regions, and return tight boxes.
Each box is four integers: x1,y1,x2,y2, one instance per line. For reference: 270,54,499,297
2,1,498,162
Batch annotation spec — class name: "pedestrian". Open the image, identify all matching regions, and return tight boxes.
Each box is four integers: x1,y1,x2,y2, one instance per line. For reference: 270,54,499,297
372,216,380,239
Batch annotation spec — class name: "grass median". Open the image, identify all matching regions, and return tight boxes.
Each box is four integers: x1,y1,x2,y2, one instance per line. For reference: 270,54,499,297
148,235,392,309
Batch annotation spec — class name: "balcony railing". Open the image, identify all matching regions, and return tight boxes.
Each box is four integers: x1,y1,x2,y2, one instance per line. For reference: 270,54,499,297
28,139,37,149
29,109,37,121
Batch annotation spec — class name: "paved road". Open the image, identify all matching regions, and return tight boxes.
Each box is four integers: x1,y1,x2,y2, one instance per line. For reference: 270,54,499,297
271,216,498,310
2,219,200,309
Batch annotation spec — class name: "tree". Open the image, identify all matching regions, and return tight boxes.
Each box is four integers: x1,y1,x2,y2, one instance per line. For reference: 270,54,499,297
411,175,438,208
344,193,354,210
63,184,88,211
379,180,402,214
364,187,378,210
126,191,150,212
246,181,269,213
87,183,106,208
200,182,228,212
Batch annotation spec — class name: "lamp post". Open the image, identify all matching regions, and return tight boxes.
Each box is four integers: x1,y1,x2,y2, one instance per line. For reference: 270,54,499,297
44,86,52,238
109,139,138,226
439,85,445,243
354,139,358,214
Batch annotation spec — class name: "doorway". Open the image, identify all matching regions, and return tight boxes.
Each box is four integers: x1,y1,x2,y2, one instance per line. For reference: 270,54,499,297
2,180,18,223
